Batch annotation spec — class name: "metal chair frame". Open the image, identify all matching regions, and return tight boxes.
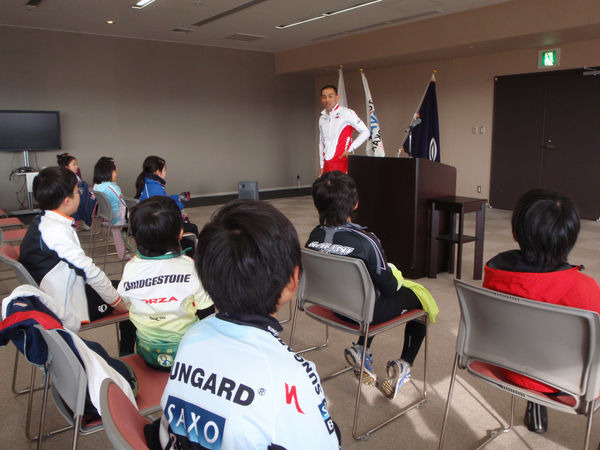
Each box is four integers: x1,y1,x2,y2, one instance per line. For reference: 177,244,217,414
289,248,429,440
438,279,600,450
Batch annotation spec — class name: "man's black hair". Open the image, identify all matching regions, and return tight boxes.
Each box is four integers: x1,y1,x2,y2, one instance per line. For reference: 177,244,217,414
130,196,183,257
312,170,358,226
93,157,117,184
512,188,580,267
33,166,78,210
195,199,302,316
320,84,338,95
135,155,166,199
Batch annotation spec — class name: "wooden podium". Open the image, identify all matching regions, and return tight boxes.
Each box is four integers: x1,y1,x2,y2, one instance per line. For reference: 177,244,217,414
348,155,456,279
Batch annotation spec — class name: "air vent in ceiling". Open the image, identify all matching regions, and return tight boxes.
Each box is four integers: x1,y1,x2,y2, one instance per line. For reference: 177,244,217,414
172,27,194,33
389,10,443,24
224,33,266,42
311,9,443,42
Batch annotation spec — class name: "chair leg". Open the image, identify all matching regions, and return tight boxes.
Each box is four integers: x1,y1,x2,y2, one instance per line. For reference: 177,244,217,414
584,399,595,450
288,300,329,354
279,299,293,325
474,395,514,449
438,353,459,449
71,415,81,450
352,328,370,440
37,365,51,450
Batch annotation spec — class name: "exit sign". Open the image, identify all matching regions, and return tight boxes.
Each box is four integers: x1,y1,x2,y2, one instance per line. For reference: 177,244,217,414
538,48,560,69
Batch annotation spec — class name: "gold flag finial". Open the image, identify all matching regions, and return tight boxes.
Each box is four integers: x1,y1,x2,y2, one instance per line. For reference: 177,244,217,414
360,68,364,73
339,64,344,69
432,69,439,73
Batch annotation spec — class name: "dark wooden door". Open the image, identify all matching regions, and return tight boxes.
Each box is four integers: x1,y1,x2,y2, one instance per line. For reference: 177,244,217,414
490,69,600,219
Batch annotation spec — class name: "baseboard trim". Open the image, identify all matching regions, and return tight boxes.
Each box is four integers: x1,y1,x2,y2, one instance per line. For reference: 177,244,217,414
187,187,312,207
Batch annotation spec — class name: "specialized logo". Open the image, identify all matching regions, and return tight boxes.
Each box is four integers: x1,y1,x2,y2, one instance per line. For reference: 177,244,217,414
307,241,354,256
170,362,255,406
285,383,305,414
142,296,178,304
165,395,225,449
318,398,336,435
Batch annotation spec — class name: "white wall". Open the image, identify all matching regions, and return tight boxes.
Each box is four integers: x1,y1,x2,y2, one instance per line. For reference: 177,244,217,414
0,26,316,210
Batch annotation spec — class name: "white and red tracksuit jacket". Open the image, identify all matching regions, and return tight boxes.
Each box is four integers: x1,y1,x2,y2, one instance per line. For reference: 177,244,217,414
319,104,369,172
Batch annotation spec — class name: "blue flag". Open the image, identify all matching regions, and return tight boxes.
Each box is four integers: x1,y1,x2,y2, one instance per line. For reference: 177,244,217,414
402,76,440,162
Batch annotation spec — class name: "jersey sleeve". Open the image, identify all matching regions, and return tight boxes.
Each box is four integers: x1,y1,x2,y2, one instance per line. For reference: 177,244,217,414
53,232,121,306
347,109,370,151
319,120,326,169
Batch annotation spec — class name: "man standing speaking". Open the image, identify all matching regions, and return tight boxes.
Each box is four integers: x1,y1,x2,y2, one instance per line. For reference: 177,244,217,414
319,85,369,175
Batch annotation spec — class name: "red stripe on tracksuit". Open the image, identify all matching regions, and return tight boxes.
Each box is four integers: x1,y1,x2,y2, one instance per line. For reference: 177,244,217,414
323,125,354,174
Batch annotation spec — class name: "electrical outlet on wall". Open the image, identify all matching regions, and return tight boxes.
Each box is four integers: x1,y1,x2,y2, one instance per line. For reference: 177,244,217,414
477,185,482,193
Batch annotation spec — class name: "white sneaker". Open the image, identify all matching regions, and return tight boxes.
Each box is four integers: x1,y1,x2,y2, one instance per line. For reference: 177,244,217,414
381,359,411,399
344,343,377,386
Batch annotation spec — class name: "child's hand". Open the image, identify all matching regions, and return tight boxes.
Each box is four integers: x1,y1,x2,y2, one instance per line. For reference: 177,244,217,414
178,191,191,202
112,301,129,315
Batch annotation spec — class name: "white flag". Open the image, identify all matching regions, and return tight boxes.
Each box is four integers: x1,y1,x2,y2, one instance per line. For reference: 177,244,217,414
337,67,348,108
361,70,385,157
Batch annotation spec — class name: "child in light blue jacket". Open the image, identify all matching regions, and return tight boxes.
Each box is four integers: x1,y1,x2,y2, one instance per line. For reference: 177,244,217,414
93,157,127,226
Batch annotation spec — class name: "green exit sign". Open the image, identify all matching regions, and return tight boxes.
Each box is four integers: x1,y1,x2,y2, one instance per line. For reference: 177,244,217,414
538,48,560,69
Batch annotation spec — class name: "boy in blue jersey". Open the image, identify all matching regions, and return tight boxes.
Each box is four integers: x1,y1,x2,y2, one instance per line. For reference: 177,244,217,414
154,199,340,449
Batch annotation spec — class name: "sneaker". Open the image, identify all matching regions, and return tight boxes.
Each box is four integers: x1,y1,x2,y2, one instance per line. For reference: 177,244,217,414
525,401,547,433
381,359,411,399
344,343,377,386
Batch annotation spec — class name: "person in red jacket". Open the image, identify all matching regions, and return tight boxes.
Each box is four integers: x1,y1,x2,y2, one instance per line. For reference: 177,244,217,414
483,188,600,434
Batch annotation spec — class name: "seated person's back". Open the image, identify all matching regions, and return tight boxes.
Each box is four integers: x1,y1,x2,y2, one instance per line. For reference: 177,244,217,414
117,196,213,370
156,200,340,449
483,188,600,433
19,166,128,325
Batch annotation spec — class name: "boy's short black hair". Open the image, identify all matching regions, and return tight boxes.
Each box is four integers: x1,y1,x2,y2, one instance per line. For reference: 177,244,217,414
33,166,78,210
320,84,338,95
312,170,358,226
130,196,183,257
512,188,580,267
93,157,116,184
195,199,301,316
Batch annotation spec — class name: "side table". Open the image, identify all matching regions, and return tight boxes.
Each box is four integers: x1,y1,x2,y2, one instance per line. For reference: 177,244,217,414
428,196,487,280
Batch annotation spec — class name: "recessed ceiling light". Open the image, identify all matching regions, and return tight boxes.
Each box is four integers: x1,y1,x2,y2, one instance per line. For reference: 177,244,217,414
106,20,115,25
132,0,157,9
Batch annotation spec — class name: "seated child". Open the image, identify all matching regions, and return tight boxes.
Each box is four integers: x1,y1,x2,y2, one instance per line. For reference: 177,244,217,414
135,155,198,255
307,171,438,398
93,156,127,226
155,199,340,449
57,152,96,228
483,188,600,433
117,196,214,370
18,166,134,354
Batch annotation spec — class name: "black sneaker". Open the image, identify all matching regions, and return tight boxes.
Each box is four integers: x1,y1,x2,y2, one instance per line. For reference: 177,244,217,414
525,401,547,433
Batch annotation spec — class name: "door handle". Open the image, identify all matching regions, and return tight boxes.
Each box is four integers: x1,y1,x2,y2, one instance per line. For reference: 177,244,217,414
543,143,556,149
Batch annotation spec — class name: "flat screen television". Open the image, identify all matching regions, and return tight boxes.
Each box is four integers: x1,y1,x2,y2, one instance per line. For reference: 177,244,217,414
0,110,61,151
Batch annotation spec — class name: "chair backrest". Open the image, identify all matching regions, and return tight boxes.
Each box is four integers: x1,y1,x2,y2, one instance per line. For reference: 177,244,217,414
122,196,139,211
100,379,149,450
0,242,39,286
297,248,376,326
454,279,600,402
36,326,89,418
93,190,114,222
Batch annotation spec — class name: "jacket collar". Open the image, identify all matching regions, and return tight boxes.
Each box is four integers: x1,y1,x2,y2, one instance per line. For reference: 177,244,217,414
216,312,283,337
321,103,340,117
45,209,75,225
146,173,166,186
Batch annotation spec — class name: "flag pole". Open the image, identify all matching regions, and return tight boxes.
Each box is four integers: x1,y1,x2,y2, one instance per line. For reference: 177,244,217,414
411,69,438,120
